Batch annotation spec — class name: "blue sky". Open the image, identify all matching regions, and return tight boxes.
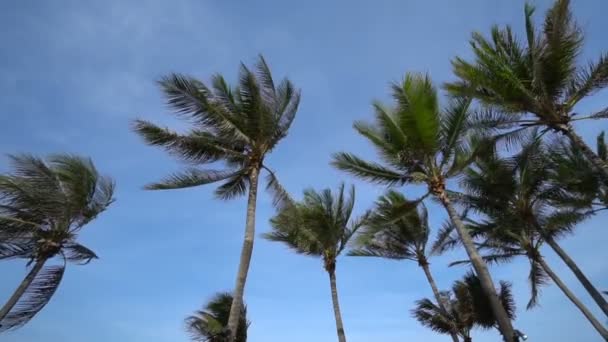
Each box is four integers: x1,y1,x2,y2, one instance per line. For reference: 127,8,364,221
1,0,607,341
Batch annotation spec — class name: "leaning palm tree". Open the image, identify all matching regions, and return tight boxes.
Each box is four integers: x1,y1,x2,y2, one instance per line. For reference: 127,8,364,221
413,272,517,342
133,55,300,340
185,292,249,342
332,73,516,340
349,191,459,342
445,0,608,182
548,132,608,212
450,140,608,339
264,184,366,342
0,154,114,331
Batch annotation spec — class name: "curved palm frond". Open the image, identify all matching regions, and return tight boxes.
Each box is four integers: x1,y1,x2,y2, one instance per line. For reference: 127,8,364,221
0,264,65,332
185,292,248,342
348,191,428,262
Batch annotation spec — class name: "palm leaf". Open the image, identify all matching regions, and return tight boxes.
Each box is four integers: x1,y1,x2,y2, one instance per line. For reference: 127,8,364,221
62,243,98,265
393,73,439,152
145,169,237,191
0,265,65,332
331,153,407,185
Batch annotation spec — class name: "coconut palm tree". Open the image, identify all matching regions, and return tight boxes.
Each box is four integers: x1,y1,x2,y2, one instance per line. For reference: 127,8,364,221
348,191,459,342
332,72,516,341
185,292,249,342
264,184,366,342
413,272,517,342
445,0,608,182
132,55,300,340
0,154,114,331
548,132,608,212
449,140,608,339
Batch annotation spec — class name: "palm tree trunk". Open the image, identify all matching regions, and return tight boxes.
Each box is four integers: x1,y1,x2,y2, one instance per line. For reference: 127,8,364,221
561,125,608,184
419,261,460,342
544,236,608,317
537,257,608,340
0,258,46,323
328,269,347,342
438,192,515,342
226,166,260,342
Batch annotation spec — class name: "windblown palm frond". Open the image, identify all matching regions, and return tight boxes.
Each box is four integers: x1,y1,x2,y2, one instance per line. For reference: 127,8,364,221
348,191,428,262
0,154,113,330
0,265,65,332
185,292,248,342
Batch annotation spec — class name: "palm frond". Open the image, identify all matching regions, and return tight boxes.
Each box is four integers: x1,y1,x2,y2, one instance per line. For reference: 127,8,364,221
411,298,457,335
565,53,608,107
527,258,550,309
392,73,440,153
62,243,98,265
158,74,251,142
263,166,294,211
132,120,246,164
440,96,472,159
541,0,582,99
185,292,248,342
145,169,237,191
0,264,65,332
214,172,249,200
331,153,408,185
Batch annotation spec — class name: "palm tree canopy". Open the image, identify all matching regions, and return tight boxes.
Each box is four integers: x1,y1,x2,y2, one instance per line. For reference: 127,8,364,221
133,55,300,203
547,132,608,210
445,0,608,130
0,154,114,331
348,191,430,263
413,272,516,338
443,136,593,308
185,292,249,342
332,72,487,197
264,184,366,272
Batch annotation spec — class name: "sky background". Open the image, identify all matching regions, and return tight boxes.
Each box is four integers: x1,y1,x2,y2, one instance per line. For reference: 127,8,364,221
1,0,607,341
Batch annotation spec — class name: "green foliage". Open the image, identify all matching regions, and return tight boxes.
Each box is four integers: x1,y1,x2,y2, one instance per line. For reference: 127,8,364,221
348,191,429,262
0,154,114,331
185,292,249,342
412,272,515,340
332,72,483,195
448,135,595,308
133,55,300,207
264,184,366,271
446,0,608,136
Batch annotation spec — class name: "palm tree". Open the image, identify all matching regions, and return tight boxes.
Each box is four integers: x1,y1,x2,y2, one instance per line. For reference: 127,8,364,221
451,140,608,339
332,73,516,341
0,154,114,331
185,292,249,342
413,272,516,342
548,132,608,212
349,191,460,342
132,55,300,340
445,0,608,182
264,184,366,342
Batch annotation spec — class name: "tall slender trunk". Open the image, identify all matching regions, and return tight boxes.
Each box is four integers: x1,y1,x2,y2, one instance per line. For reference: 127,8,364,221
537,257,608,340
438,192,515,342
328,269,347,342
419,260,460,342
561,125,608,184
226,166,260,342
0,258,46,323
544,236,608,317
